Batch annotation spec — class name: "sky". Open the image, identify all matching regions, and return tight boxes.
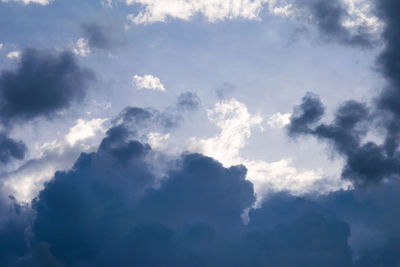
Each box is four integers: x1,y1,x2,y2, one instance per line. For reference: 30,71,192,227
0,0,399,266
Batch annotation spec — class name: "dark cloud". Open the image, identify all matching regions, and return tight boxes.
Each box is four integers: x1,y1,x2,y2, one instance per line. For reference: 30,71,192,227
176,92,200,111
26,136,400,266
0,196,30,267
295,0,373,47
0,116,397,266
109,92,200,142
287,94,396,186
288,92,325,136
0,48,94,124
0,133,26,164
30,128,254,265
81,23,112,50
287,0,400,186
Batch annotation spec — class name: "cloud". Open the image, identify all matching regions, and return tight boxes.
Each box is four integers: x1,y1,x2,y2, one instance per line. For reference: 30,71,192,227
6,51,21,60
1,0,51,5
133,74,166,91
0,132,26,164
3,120,108,203
0,96,398,265
72,38,91,57
286,0,400,187
66,118,107,146
0,195,30,267
287,94,392,186
124,0,379,47
9,132,397,266
0,48,94,124
80,23,113,50
0,43,3,50
176,91,200,111
126,0,268,25
287,92,325,137
2,92,197,203
267,112,291,128
188,99,343,199
295,0,375,47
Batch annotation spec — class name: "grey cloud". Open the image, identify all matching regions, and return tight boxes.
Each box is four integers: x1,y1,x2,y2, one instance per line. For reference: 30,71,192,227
0,48,94,124
0,133,26,164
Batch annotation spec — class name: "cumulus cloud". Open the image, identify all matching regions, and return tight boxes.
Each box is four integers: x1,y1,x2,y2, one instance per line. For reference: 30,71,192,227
133,74,166,91
0,89,397,265
188,99,343,199
2,92,197,203
0,123,396,266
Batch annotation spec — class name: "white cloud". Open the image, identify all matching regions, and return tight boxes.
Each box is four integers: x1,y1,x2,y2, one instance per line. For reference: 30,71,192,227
188,99,348,201
126,0,269,25
133,74,166,91
267,112,291,128
342,0,382,34
266,0,296,17
147,132,170,149
124,0,381,39
188,99,262,164
66,118,108,146
1,0,52,5
73,38,91,57
0,43,3,50
7,51,21,60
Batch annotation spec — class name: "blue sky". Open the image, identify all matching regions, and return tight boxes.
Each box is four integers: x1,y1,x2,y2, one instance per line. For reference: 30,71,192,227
1,0,400,266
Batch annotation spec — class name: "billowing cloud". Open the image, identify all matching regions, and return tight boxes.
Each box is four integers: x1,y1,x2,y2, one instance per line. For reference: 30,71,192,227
0,126,396,266
0,48,94,124
0,92,396,265
133,74,166,92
